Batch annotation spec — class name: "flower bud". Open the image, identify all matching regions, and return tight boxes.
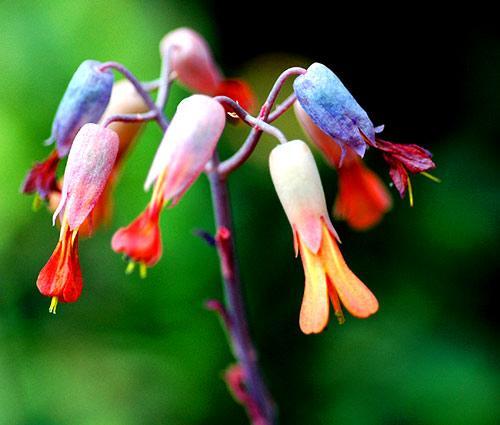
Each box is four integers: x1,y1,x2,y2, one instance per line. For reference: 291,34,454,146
53,123,119,230
160,28,223,95
293,63,374,161
145,95,226,206
50,60,114,157
101,79,149,162
269,140,338,253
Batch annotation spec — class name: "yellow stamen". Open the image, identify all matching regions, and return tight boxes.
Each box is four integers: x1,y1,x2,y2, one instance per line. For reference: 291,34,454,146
32,194,42,212
407,176,414,207
125,261,136,275
49,296,59,314
139,262,148,279
420,171,442,183
335,310,346,325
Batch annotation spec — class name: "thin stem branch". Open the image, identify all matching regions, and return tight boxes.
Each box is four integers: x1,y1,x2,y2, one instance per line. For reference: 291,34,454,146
218,67,305,177
102,110,158,128
155,46,174,111
268,93,296,123
99,61,169,131
207,154,276,424
214,96,288,145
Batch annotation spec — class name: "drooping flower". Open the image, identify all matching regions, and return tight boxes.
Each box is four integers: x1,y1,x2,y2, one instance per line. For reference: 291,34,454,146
294,102,392,230
49,60,114,157
112,95,226,273
293,62,436,200
269,140,378,334
160,28,255,113
22,60,114,203
37,124,119,313
79,79,149,236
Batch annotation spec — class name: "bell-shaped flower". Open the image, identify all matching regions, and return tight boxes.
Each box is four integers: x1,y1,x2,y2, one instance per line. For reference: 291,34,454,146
49,60,114,157
294,63,435,199
269,140,378,334
22,60,113,203
294,102,392,230
160,28,255,113
112,95,226,272
37,124,119,313
78,79,149,236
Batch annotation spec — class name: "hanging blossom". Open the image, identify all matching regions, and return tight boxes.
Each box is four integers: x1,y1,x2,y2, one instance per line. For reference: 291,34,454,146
269,140,379,334
160,27,255,113
21,60,114,202
37,123,119,313
294,102,392,230
48,79,149,236
111,94,226,276
293,62,436,201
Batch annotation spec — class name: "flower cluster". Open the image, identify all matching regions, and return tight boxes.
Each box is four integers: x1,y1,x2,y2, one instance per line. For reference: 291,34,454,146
23,29,437,338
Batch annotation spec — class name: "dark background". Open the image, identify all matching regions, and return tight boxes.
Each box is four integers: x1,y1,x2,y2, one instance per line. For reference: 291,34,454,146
1,2,499,424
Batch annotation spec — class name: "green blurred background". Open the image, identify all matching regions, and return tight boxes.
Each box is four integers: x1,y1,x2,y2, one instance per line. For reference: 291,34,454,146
1,1,499,424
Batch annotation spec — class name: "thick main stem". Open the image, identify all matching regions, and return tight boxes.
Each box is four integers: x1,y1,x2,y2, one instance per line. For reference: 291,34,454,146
208,154,276,424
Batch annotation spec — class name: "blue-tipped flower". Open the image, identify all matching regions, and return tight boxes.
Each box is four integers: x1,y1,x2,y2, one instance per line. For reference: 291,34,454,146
294,62,436,201
293,63,377,162
48,60,114,157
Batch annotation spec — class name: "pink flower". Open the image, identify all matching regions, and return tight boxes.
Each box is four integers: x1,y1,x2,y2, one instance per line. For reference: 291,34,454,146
38,124,118,313
112,95,226,271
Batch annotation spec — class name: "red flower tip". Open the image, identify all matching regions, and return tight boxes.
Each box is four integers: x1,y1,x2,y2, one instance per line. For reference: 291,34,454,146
215,78,256,116
111,204,162,270
334,158,392,230
362,133,436,199
36,227,82,313
21,150,60,201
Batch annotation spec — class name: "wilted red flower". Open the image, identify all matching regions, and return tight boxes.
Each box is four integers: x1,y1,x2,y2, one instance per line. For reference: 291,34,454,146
269,140,378,334
21,150,60,202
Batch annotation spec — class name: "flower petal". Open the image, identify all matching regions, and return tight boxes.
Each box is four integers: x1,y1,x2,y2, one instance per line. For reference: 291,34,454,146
298,236,329,334
321,224,378,317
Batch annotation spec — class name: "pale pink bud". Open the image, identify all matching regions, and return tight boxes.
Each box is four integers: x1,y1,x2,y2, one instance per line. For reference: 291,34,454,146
160,28,223,94
53,123,119,230
145,95,226,206
269,140,339,253
100,79,149,160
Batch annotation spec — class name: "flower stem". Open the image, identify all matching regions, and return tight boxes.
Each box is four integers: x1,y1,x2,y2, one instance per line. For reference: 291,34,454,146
98,61,169,131
207,154,276,424
218,67,305,177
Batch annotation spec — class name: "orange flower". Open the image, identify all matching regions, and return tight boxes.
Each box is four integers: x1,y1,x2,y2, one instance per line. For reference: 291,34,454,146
295,102,391,230
269,140,378,334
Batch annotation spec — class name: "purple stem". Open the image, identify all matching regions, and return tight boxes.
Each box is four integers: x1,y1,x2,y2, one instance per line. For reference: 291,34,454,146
207,154,276,424
102,110,158,128
99,61,169,131
218,67,305,177
214,96,288,145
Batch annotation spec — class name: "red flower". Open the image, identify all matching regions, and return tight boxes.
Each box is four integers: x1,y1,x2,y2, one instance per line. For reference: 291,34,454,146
21,150,60,201
37,124,119,312
37,224,82,313
111,197,163,271
334,157,392,230
215,78,256,115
